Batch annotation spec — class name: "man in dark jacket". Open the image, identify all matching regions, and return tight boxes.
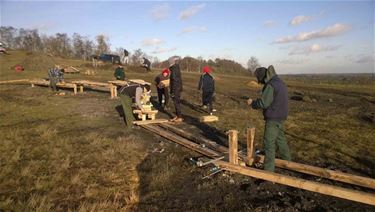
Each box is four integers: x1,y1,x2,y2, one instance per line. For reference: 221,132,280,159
118,82,151,128
114,65,125,80
169,56,183,122
247,65,291,172
154,68,170,110
198,66,215,114
142,57,151,71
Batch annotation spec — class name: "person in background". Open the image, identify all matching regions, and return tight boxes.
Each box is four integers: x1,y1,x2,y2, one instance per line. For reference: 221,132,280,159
198,66,215,115
169,56,183,122
154,68,170,110
142,57,151,71
118,82,151,128
114,64,125,80
247,65,291,172
48,65,64,92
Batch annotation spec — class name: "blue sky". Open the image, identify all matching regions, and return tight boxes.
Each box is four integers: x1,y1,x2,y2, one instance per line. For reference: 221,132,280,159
1,0,374,74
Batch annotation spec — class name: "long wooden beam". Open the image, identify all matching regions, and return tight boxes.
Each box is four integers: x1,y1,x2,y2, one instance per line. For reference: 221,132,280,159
215,161,375,206
141,124,375,206
256,155,375,190
0,79,30,84
141,124,221,157
158,123,375,190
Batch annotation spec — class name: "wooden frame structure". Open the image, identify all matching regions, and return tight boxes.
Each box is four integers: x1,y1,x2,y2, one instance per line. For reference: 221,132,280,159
30,79,78,94
139,123,375,206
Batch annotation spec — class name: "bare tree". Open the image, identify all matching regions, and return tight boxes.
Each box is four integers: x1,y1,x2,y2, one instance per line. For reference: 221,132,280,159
247,56,260,74
131,49,144,65
72,33,85,59
95,34,110,55
83,38,94,61
0,26,17,48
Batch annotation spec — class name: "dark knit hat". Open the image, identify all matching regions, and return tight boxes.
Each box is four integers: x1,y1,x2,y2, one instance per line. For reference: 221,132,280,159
254,67,267,84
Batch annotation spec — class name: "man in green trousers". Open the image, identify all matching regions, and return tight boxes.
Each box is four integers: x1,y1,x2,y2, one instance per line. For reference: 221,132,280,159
247,65,291,172
119,82,151,128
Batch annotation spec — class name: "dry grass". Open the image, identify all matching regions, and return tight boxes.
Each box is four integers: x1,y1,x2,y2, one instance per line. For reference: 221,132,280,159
0,51,374,211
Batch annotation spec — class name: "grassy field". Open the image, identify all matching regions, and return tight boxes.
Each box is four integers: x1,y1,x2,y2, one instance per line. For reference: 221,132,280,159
1,51,374,211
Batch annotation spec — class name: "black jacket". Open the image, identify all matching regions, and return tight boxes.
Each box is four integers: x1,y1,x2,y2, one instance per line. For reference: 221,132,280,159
169,64,183,94
198,73,215,93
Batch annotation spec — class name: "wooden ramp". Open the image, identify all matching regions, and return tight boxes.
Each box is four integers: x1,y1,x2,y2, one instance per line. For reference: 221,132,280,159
140,123,375,206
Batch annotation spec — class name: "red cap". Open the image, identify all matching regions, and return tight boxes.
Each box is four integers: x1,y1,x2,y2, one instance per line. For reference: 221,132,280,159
202,66,211,73
162,68,169,75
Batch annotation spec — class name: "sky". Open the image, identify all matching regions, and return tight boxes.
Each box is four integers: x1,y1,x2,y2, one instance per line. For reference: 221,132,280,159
1,0,374,74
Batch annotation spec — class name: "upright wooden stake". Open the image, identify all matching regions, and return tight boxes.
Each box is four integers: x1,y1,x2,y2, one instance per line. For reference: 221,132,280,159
228,130,239,165
80,85,84,93
73,85,77,95
247,127,255,166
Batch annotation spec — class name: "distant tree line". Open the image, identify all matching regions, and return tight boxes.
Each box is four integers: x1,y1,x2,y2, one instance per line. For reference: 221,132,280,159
0,26,260,73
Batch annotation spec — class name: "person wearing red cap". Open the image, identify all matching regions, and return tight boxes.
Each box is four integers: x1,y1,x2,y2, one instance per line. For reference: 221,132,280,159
198,66,215,114
154,68,170,110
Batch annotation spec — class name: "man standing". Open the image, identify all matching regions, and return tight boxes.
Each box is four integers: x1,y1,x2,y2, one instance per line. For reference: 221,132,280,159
247,65,291,172
154,68,170,110
48,65,64,92
198,66,215,115
114,64,125,80
169,56,183,122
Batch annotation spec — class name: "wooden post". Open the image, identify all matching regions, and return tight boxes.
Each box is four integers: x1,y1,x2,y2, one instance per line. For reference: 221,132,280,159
114,85,118,98
228,130,239,165
31,83,34,87
73,85,77,95
247,127,255,166
80,85,83,93
109,84,114,99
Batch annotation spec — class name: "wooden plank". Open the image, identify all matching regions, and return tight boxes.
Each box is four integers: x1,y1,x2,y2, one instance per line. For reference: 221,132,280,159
141,125,375,205
159,123,229,153
214,161,375,206
228,130,239,165
133,110,158,114
158,123,375,190
256,155,375,190
71,80,109,87
133,119,169,125
247,127,255,166
141,125,220,157
200,115,219,122
0,79,30,84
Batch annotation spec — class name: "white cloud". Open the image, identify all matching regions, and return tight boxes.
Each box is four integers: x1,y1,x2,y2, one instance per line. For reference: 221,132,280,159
289,44,341,55
279,58,309,64
179,3,206,20
290,15,313,26
150,4,170,21
264,20,276,28
151,47,177,54
179,26,207,34
142,38,163,46
348,54,375,64
274,23,351,44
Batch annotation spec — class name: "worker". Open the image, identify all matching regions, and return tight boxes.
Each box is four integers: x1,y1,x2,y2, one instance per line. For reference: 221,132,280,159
198,66,215,115
48,65,64,92
118,82,151,128
114,64,125,80
142,57,151,71
247,65,291,172
154,68,170,110
169,56,183,122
